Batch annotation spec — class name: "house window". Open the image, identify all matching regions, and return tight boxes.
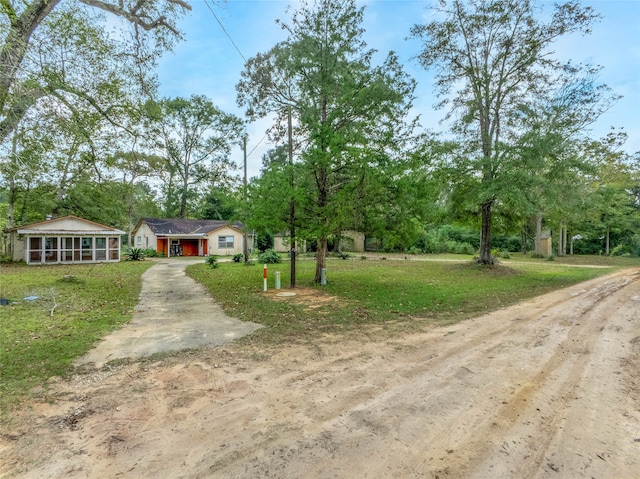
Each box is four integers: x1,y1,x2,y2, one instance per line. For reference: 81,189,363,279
45,237,58,263
29,237,42,262
82,237,93,261
95,237,107,261
61,237,74,261
108,237,120,260
136,235,142,246
218,235,234,249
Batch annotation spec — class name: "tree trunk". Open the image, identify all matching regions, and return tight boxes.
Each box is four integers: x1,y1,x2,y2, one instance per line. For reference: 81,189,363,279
534,214,542,256
314,237,327,283
478,200,494,265
563,225,567,256
557,221,564,256
180,174,188,218
605,228,610,255
0,0,60,143
570,234,574,255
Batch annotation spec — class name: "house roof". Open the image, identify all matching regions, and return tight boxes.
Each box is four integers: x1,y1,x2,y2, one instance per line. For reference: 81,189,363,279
10,215,125,235
136,218,244,236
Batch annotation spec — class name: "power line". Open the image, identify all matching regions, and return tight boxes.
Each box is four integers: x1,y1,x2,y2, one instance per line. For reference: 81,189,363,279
202,0,270,160
247,133,268,158
203,0,247,64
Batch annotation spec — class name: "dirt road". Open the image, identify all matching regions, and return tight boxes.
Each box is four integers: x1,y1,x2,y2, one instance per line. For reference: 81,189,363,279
2,268,639,478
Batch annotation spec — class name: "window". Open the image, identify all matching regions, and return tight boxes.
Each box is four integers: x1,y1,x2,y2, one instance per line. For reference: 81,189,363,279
82,237,92,261
61,237,73,261
45,237,58,263
136,235,142,246
29,237,42,262
108,237,120,260
95,237,107,261
218,235,234,249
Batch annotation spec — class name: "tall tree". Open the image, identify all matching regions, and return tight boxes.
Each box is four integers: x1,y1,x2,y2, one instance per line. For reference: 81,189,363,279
239,0,416,282
0,0,191,144
411,0,602,264
152,95,243,218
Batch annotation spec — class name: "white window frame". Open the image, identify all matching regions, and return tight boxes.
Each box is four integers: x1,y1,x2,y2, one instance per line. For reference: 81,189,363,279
218,235,234,249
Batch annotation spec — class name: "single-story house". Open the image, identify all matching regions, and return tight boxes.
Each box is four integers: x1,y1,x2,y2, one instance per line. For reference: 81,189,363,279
132,218,251,257
273,233,307,254
273,230,365,253
7,215,124,264
338,230,365,253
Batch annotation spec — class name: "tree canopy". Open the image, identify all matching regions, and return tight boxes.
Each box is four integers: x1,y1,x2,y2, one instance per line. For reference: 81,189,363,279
238,0,417,282
411,0,609,264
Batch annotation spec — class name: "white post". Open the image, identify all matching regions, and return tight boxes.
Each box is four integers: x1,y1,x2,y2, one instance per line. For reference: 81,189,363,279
263,264,268,292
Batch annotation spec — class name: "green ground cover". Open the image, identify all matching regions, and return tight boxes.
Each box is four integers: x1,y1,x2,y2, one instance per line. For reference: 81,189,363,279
0,261,153,412
1,255,638,412
187,256,637,343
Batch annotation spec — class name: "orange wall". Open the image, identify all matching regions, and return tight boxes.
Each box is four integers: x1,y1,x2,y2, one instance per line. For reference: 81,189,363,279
182,240,198,256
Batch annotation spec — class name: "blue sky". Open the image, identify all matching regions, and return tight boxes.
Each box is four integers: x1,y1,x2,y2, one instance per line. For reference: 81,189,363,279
157,0,640,179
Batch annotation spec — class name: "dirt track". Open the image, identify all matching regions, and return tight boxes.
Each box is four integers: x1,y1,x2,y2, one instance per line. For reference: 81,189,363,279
1,268,639,478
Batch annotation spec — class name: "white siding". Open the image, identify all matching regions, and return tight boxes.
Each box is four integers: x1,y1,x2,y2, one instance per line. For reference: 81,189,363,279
207,226,244,256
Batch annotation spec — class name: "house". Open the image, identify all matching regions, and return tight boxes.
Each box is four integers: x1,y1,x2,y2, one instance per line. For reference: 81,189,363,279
273,230,365,254
338,230,365,253
273,232,307,254
132,218,251,257
7,215,124,265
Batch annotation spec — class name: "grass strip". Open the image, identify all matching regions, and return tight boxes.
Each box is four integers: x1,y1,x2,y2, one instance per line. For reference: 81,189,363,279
0,261,153,413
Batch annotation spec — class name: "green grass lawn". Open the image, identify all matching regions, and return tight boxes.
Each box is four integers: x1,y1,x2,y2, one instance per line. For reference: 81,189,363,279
187,255,638,344
0,261,153,413
1,254,638,413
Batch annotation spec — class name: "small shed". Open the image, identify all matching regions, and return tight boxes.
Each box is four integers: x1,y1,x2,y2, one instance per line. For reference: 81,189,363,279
273,232,307,254
8,216,124,264
132,218,251,257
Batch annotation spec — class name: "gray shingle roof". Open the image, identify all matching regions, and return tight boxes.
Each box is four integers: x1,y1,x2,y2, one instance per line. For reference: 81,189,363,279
140,218,243,235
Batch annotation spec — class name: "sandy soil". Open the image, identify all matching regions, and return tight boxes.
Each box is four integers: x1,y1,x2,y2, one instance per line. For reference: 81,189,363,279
1,268,639,479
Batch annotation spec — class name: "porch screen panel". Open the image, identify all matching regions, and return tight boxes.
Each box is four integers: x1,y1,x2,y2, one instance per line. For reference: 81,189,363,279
45,237,58,263
95,237,107,261
74,238,81,261
29,237,42,262
108,237,119,260
62,237,73,261
81,237,92,261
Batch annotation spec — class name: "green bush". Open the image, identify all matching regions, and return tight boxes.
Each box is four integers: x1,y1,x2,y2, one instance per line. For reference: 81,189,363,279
232,253,244,263
206,256,219,268
142,248,163,258
124,247,145,261
258,249,281,264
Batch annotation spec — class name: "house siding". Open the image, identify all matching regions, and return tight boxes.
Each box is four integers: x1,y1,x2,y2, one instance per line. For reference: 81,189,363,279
134,223,157,250
340,230,365,253
207,226,244,256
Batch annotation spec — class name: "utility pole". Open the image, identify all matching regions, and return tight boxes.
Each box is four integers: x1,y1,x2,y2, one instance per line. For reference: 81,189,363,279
243,135,249,263
288,105,296,288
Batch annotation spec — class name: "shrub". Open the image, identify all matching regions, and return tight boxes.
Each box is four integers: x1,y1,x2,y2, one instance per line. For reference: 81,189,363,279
232,253,244,263
124,247,145,261
206,256,219,268
258,249,281,264
142,248,163,258
337,252,350,260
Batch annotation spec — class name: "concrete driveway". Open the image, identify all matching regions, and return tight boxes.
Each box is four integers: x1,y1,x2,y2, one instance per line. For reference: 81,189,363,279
75,259,262,368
